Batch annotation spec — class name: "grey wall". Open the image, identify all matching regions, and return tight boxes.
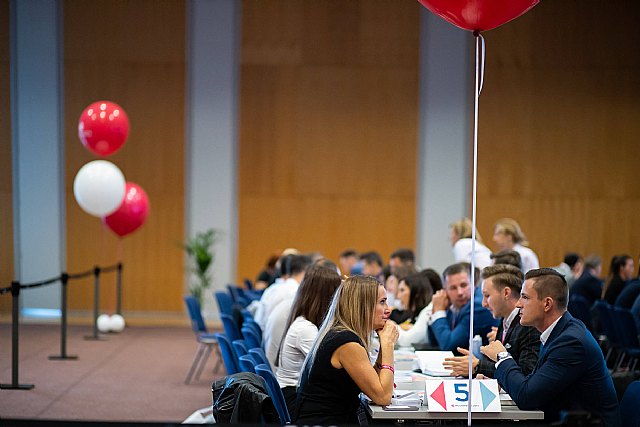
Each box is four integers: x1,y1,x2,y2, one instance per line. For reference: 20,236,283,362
416,9,472,274
185,0,241,319
11,0,65,315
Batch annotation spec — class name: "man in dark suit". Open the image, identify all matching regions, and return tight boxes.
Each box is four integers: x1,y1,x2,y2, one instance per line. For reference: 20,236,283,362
443,264,540,377
570,255,603,306
428,262,497,351
481,268,620,426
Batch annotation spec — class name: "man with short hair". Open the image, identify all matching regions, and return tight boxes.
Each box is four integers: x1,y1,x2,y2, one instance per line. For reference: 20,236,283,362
428,262,497,351
254,254,312,330
339,249,360,276
360,251,384,283
443,264,540,377
554,252,583,288
481,268,620,426
389,248,415,274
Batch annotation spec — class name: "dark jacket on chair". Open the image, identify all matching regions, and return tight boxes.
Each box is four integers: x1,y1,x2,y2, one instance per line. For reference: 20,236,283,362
212,372,279,424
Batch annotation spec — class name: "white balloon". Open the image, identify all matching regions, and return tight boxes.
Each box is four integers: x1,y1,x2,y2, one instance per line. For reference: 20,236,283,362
73,160,126,217
110,314,126,332
97,314,111,333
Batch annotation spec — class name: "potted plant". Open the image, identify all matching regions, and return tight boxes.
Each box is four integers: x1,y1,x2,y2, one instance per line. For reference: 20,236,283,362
183,228,220,308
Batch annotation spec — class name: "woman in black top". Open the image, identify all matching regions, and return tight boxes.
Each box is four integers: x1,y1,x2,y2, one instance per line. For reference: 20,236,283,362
602,255,634,304
294,276,399,425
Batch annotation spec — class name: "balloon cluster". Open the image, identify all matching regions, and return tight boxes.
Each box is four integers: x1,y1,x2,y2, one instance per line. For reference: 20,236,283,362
73,101,150,237
97,313,126,333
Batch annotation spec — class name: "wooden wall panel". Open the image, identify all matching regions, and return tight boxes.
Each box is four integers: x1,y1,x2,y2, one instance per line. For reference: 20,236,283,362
0,0,12,314
238,0,421,280
64,0,185,312
476,0,640,269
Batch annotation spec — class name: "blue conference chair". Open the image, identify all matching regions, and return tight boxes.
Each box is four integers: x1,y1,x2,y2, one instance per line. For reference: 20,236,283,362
255,364,291,424
612,307,640,371
213,333,240,375
243,319,263,337
215,291,235,317
241,309,255,322
248,348,272,371
620,381,640,427
594,301,623,367
221,313,243,342
227,284,251,307
568,295,594,335
242,326,263,349
183,296,223,383
232,339,249,359
238,355,257,373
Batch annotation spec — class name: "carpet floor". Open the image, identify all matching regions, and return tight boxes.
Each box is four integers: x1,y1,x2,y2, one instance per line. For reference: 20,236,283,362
0,323,225,423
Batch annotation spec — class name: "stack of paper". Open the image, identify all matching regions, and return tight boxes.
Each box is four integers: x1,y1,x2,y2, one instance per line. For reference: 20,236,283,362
414,351,454,376
392,390,423,406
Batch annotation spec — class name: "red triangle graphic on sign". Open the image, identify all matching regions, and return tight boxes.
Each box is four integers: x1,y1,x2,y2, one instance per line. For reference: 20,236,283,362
430,381,446,410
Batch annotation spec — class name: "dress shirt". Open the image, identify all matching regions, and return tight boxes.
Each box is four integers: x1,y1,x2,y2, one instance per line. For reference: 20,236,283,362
452,238,492,270
540,314,563,346
502,308,519,341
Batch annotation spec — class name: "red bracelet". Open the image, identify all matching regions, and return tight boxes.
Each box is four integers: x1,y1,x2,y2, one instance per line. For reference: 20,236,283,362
378,364,394,373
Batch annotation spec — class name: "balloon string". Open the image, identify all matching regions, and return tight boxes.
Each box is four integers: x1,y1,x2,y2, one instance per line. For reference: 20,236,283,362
468,31,484,427
478,33,486,96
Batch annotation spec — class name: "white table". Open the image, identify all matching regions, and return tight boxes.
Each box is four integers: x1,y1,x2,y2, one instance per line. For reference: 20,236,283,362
366,402,545,421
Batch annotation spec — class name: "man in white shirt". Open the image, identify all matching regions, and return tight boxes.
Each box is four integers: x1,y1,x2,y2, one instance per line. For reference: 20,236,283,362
481,268,620,426
259,255,311,367
254,254,311,330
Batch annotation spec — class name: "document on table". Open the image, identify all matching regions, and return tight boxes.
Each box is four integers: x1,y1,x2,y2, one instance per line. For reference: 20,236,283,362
414,351,454,376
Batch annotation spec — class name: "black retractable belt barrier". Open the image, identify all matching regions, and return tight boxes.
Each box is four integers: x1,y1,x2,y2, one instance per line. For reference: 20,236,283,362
49,273,78,360
1,262,124,389
84,266,106,341
116,262,123,315
0,281,35,390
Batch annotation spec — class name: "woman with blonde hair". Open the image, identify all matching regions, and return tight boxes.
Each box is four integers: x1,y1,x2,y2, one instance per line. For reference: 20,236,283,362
450,218,492,269
294,276,398,425
493,218,539,273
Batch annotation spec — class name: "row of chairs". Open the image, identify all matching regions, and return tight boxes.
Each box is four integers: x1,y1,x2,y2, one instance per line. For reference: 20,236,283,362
216,332,290,423
569,296,640,371
184,289,265,383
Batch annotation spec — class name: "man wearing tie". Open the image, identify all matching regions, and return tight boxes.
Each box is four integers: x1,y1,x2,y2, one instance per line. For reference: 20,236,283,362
428,262,496,351
443,264,540,377
481,268,620,426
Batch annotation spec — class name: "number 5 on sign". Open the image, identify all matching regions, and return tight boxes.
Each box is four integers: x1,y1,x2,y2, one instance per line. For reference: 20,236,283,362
425,379,501,412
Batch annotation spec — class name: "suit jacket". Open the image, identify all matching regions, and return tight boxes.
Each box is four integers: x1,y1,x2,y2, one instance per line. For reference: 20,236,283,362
494,312,620,427
570,271,603,307
429,288,498,351
476,313,540,378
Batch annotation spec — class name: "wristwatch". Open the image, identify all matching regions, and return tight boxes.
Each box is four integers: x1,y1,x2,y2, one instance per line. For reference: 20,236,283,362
496,351,511,362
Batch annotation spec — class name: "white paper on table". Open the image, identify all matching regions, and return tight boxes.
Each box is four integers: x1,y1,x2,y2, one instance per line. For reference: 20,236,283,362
392,390,422,406
415,351,454,376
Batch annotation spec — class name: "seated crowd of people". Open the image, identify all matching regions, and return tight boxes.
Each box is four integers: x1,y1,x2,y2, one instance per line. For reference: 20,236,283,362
244,217,635,426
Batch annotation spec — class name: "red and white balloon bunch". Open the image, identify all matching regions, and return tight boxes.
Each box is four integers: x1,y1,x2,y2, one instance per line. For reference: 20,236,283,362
73,101,150,237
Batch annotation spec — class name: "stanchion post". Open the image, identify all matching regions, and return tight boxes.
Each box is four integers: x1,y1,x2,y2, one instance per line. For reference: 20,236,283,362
84,266,106,341
0,281,34,390
116,262,123,315
50,273,78,360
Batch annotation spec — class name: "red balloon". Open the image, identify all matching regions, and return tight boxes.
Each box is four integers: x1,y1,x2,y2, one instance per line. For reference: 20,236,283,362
78,100,130,156
103,182,150,237
417,0,539,32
